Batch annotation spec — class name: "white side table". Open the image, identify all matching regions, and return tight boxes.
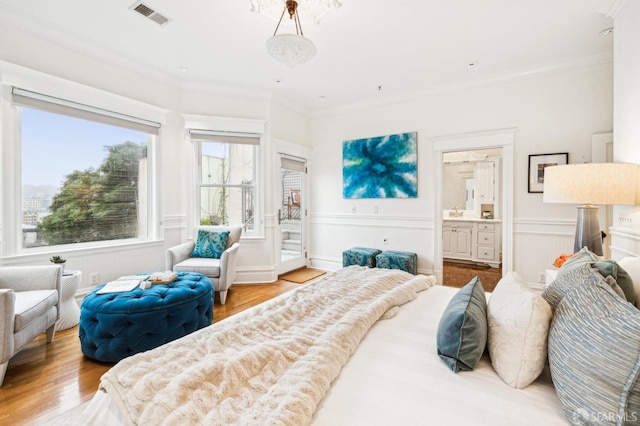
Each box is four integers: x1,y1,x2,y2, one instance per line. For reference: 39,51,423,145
55,270,82,331
545,269,558,288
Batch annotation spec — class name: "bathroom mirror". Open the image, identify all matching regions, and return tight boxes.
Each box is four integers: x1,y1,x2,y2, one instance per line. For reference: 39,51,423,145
442,148,502,213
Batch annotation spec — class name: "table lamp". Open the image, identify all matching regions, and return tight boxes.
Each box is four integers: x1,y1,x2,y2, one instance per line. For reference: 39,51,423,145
543,163,640,256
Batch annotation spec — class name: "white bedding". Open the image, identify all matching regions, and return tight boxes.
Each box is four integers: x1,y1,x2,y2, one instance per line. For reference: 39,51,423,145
83,282,566,425
312,285,565,425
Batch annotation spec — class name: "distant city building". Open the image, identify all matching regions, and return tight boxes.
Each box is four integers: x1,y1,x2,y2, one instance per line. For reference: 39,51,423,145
22,196,52,211
22,192,54,246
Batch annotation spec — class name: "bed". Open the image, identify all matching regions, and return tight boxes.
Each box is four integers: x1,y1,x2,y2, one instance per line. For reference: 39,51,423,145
81,266,566,425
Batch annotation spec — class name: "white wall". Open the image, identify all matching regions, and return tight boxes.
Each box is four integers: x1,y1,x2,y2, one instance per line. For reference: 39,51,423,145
610,1,640,259
0,19,312,294
308,63,613,283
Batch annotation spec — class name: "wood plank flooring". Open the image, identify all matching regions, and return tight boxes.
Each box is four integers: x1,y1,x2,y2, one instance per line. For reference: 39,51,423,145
443,260,502,292
0,280,300,425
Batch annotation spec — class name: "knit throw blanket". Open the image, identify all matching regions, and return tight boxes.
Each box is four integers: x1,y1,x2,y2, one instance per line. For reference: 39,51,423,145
100,266,435,426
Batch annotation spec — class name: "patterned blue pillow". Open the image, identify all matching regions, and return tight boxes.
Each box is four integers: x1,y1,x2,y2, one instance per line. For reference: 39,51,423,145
542,263,626,311
437,276,487,373
548,270,640,424
191,230,229,259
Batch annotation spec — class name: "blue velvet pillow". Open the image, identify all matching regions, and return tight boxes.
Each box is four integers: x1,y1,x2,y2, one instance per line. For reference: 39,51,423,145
191,230,229,259
437,276,488,373
593,260,636,305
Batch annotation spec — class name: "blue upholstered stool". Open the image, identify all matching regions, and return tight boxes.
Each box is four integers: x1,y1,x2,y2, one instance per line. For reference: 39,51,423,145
343,247,382,268
79,272,213,362
376,250,418,275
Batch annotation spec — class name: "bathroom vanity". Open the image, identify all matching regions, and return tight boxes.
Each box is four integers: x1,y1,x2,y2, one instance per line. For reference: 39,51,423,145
442,218,502,268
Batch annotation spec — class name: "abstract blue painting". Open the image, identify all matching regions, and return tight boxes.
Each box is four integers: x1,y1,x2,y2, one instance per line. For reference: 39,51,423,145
343,132,417,198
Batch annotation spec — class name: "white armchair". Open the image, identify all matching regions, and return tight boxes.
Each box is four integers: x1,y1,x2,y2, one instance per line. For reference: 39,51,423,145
166,226,241,305
0,265,62,386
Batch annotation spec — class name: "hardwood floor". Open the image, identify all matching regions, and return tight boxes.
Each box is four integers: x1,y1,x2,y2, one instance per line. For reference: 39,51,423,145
443,260,502,292
0,280,300,425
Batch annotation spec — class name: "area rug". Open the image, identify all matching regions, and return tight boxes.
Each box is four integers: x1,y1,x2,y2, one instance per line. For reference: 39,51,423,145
279,268,326,283
40,400,90,426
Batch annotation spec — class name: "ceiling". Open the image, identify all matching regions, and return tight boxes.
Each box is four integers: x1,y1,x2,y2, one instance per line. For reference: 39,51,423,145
0,0,614,115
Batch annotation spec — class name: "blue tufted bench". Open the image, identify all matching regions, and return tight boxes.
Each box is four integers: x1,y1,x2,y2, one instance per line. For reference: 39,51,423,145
79,272,213,362
342,247,382,268
376,250,418,275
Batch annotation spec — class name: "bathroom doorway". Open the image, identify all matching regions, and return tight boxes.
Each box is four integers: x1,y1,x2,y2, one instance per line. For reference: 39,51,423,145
442,148,503,290
432,128,515,286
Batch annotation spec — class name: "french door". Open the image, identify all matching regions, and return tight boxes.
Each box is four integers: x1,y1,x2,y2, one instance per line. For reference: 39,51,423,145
278,155,307,274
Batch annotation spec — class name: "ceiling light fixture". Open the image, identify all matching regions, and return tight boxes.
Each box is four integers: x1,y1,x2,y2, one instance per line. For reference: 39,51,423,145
265,0,316,67
251,0,341,24
599,27,614,36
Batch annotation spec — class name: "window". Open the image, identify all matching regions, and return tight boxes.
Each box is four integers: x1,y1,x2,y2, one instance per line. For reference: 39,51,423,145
13,88,159,249
191,131,259,235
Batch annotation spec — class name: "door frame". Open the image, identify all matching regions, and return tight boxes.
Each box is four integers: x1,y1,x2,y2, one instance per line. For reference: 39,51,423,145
274,139,311,275
432,128,515,284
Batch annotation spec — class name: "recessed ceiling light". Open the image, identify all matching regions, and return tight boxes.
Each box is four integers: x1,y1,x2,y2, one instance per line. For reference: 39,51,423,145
469,62,478,67
319,95,326,99
178,66,188,72
600,27,614,36
276,79,283,83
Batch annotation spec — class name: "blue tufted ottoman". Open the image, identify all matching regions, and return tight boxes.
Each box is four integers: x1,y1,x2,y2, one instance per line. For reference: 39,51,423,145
343,247,382,268
79,272,213,362
376,250,418,275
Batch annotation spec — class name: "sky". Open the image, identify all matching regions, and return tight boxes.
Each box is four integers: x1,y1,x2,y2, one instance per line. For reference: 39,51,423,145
21,108,148,188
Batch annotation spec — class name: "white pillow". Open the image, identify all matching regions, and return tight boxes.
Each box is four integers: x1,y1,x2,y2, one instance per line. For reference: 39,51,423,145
617,256,640,307
487,271,552,389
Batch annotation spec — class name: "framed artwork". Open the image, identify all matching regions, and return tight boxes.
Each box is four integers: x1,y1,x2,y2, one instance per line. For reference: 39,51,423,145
528,152,568,193
343,131,417,198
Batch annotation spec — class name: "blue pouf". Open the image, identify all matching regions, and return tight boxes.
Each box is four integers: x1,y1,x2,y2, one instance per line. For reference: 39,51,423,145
343,247,382,268
376,251,418,275
79,272,213,362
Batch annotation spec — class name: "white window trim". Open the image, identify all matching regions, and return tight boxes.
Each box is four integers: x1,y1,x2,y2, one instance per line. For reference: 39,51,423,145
184,115,266,238
1,82,164,257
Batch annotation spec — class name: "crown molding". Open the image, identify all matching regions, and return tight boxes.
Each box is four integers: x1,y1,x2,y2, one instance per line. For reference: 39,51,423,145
597,0,627,18
310,51,614,119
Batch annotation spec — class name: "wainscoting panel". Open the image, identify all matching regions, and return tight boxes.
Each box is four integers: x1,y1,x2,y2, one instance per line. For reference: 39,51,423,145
309,214,435,275
513,218,575,285
610,226,640,260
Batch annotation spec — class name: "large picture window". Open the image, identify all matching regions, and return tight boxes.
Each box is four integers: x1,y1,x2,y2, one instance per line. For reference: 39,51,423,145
191,131,259,235
13,88,158,249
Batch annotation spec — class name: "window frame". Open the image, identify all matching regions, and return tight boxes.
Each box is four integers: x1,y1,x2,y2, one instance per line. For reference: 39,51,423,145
2,85,162,257
192,132,261,237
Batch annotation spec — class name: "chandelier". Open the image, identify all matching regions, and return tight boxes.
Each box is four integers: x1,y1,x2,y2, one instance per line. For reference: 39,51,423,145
250,0,342,25
265,0,316,67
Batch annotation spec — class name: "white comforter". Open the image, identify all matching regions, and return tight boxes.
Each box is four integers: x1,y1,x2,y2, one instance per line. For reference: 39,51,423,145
98,267,433,426
312,285,566,426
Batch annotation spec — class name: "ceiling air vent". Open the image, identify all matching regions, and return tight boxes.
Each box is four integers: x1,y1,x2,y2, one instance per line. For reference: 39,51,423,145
130,2,170,26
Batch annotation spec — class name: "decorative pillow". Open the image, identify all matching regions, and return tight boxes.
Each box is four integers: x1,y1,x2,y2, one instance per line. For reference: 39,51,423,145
191,230,229,259
617,256,640,308
436,276,487,373
548,269,640,424
487,271,552,389
542,263,625,311
554,246,599,281
593,260,636,305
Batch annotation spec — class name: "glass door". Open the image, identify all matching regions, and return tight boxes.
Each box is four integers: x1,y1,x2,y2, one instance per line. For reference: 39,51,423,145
278,155,307,273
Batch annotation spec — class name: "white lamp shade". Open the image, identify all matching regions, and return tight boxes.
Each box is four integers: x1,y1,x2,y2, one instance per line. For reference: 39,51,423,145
543,163,640,206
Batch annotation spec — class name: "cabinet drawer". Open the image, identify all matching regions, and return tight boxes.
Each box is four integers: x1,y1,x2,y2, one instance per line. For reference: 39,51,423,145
478,231,495,245
477,223,495,231
444,221,473,229
477,246,495,261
